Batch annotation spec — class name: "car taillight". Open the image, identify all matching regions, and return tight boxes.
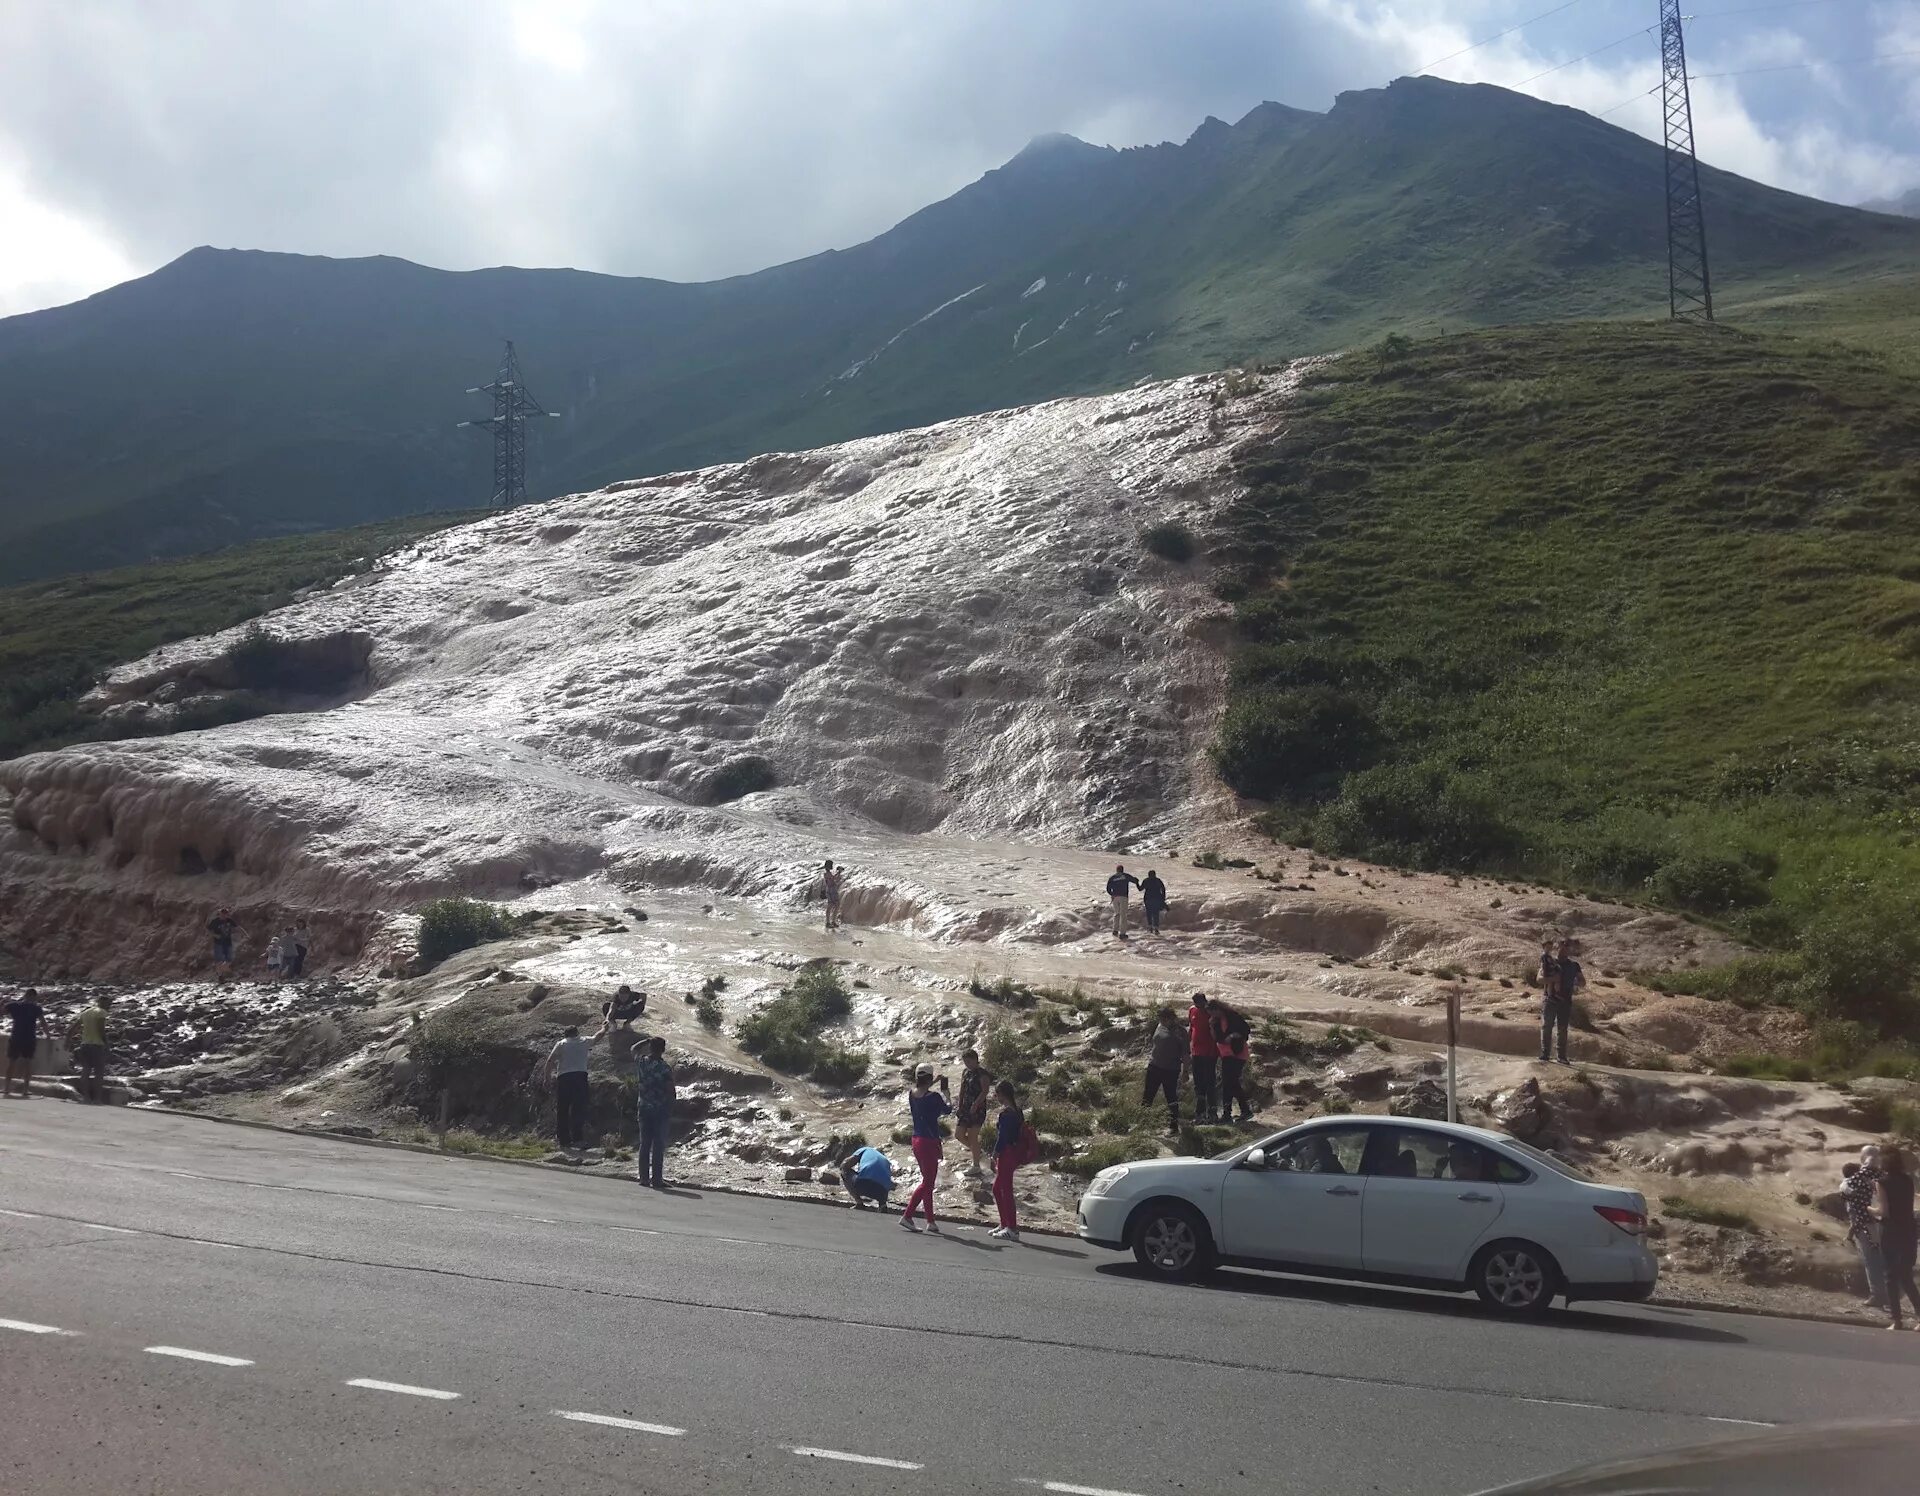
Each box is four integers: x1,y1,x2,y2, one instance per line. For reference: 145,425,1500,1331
1595,1205,1647,1236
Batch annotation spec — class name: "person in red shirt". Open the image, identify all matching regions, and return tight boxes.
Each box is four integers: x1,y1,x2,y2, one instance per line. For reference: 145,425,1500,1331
1188,992,1219,1124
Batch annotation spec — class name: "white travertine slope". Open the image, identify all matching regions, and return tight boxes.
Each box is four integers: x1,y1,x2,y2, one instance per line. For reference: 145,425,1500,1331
1,371,1299,973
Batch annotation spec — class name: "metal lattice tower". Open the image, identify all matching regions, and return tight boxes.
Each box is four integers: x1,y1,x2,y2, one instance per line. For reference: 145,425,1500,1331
460,340,559,507
1660,1,1714,321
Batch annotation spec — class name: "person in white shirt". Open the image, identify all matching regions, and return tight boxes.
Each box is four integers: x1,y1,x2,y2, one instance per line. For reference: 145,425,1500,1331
542,1026,596,1153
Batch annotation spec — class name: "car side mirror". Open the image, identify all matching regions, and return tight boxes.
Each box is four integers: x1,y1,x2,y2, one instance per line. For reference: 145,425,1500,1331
1244,1147,1268,1171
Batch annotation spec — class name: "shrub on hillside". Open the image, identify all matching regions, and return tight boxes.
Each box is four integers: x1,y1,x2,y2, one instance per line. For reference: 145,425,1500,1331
704,755,777,804
736,962,862,1081
1649,854,1771,915
416,897,518,967
1211,685,1379,799
1140,520,1197,563
1311,762,1520,870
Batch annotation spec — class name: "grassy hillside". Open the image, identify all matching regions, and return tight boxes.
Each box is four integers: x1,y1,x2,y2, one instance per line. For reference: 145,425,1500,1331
0,510,476,759
5,76,1916,583
1214,321,1920,1045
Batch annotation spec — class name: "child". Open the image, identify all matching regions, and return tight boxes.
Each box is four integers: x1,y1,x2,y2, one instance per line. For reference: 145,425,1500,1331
987,1079,1025,1241
265,930,285,979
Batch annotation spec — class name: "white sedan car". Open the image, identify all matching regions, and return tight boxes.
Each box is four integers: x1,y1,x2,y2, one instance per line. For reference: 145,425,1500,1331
1076,1115,1656,1314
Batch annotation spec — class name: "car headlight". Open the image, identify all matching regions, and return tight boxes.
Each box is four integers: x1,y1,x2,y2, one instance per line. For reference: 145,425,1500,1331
1084,1166,1130,1198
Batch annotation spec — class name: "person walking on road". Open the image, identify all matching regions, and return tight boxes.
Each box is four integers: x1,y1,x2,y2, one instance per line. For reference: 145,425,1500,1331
953,1048,993,1176
1140,869,1168,935
1143,1008,1185,1134
207,907,241,979
1188,991,1219,1123
821,860,845,932
900,1066,951,1233
1214,1002,1256,1124
1845,1148,1888,1312
5,987,46,1098
1878,1146,1920,1331
543,1025,595,1154
1106,864,1142,939
1538,937,1581,1065
841,1145,894,1211
987,1079,1029,1241
70,994,111,1103
633,1036,676,1189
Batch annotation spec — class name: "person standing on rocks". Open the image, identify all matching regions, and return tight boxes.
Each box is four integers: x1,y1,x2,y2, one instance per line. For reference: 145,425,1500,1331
900,1066,951,1233
821,860,845,932
290,922,313,979
207,907,241,979
1214,1002,1256,1124
70,994,111,1103
634,1036,676,1189
1188,991,1219,1123
543,1025,594,1155
953,1048,993,1176
1878,1146,1920,1331
1143,1008,1185,1133
5,987,46,1098
1106,864,1142,939
1140,868,1169,936
1844,1148,1887,1313
987,1079,1028,1241
1538,937,1581,1065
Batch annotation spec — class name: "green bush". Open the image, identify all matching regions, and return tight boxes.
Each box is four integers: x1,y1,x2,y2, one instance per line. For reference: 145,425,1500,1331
967,974,1038,1009
810,1046,870,1088
1311,761,1520,871
415,898,519,967
737,962,859,1077
1056,1135,1165,1179
1211,686,1378,799
694,992,723,1031
1140,520,1197,563
1660,1195,1755,1231
1649,854,1771,914
982,1022,1043,1083
1717,1053,1814,1082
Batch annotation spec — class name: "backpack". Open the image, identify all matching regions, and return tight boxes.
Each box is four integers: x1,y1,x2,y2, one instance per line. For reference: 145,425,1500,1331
1016,1120,1040,1166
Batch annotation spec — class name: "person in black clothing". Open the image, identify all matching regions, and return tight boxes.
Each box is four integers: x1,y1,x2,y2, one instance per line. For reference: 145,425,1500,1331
1140,869,1168,935
1538,937,1583,1064
1878,1145,1920,1331
1142,1008,1185,1134
1106,865,1142,939
1213,1002,1256,1123
5,988,45,1098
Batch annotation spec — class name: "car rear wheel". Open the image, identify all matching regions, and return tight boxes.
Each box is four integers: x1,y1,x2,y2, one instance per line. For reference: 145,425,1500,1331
1471,1240,1560,1315
1130,1200,1216,1281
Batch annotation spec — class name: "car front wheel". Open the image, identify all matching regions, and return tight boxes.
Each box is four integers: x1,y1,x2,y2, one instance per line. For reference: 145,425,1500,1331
1471,1240,1560,1315
1131,1201,1216,1281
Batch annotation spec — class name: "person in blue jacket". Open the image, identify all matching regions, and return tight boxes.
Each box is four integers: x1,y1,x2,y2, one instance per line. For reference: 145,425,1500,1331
841,1145,894,1211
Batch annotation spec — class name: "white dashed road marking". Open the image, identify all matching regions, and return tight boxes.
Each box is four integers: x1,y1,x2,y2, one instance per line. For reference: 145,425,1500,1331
79,1223,141,1236
1024,1482,1150,1496
188,1239,243,1250
0,1208,45,1220
1706,1416,1778,1428
610,1226,659,1236
146,1346,254,1367
346,1378,461,1400
791,1447,924,1470
515,1216,557,1225
413,1204,460,1213
1518,1397,1607,1412
554,1410,686,1436
0,1318,75,1336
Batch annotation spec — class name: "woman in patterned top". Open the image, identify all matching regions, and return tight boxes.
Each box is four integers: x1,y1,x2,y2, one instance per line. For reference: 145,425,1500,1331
1844,1145,1887,1312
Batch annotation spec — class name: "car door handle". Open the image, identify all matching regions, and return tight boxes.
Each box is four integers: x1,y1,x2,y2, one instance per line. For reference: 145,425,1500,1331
1457,1192,1493,1203
1324,1185,1360,1196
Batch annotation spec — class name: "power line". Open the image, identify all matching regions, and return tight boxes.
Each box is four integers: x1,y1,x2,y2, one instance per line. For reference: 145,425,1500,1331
1688,46,1920,80
1416,0,1591,72
1514,25,1655,87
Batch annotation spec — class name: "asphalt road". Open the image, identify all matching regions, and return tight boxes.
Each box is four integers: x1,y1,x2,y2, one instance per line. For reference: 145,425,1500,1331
3,1103,1917,1496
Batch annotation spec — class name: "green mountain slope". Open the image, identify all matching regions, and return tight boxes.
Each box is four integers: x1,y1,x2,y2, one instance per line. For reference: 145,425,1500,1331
3,75,1917,582
1214,320,1920,1042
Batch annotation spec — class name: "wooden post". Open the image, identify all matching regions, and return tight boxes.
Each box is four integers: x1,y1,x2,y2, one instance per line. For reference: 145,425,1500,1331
1446,989,1460,1125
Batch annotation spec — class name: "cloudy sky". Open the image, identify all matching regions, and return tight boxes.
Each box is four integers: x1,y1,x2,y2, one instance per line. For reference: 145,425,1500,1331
2,0,1917,317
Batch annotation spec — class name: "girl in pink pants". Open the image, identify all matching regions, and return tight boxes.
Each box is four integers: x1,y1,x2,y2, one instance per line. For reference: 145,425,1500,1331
901,1066,951,1232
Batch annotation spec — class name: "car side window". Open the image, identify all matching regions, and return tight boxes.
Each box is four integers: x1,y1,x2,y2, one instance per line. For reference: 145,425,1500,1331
1271,1127,1372,1175
1366,1129,1529,1184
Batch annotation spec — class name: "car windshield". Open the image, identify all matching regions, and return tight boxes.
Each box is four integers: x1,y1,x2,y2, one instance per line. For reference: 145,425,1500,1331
1504,1138,1595,1182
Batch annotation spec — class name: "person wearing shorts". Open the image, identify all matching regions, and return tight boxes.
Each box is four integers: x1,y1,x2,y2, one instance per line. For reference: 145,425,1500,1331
5,987,45,1098
953,1048,993,1176
821,860,844,931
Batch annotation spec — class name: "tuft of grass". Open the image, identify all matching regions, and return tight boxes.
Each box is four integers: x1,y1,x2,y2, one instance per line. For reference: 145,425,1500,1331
968,973,1039,1009
1660,1195,1757,1231
415,898,521,967
1141,520,1197,563
439,1129,552,1161
1056,1135,1167,1179
736,962,866,1084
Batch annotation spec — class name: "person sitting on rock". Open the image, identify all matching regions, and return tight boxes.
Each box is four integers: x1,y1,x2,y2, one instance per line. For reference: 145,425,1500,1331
841,1145,894,1211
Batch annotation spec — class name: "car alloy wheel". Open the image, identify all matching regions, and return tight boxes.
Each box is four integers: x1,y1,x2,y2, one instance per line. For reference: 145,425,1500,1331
1142,1214,1196,1273
1480,1245,1551,1312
